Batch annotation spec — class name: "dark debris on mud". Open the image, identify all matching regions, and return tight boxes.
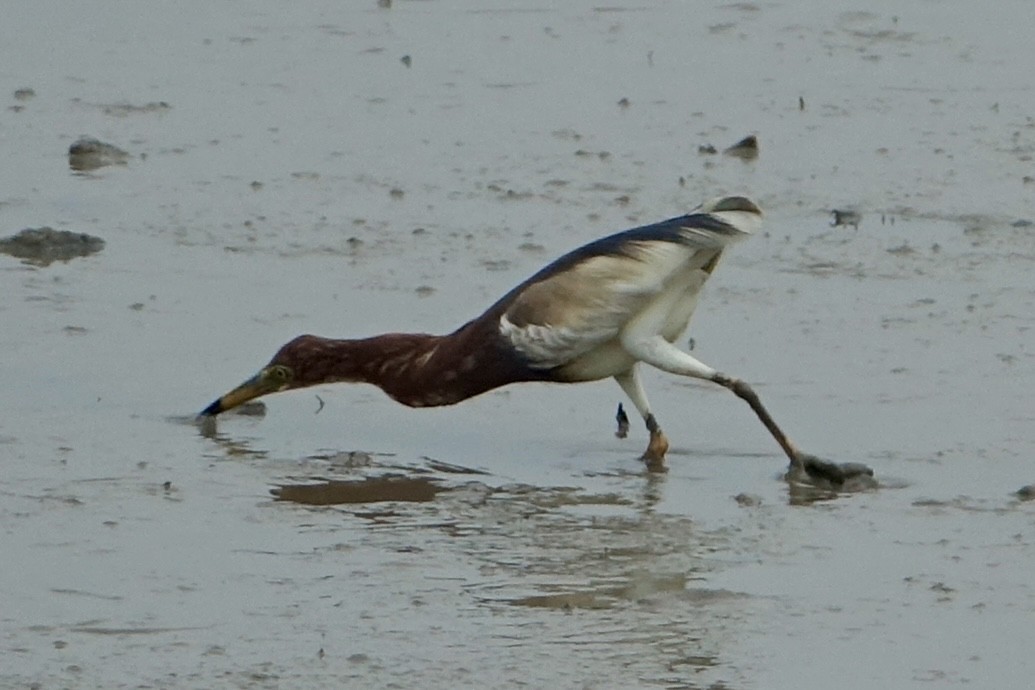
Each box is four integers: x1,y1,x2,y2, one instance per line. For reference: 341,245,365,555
830,208,862,229
723,134,759,161
1014,484,1035,501
68,136,129,171
0,227,105,266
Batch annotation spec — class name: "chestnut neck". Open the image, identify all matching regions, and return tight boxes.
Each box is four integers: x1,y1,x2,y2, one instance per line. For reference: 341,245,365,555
289,322,543,407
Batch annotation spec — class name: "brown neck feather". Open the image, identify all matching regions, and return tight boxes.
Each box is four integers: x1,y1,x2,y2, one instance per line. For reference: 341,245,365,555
285,321,545,408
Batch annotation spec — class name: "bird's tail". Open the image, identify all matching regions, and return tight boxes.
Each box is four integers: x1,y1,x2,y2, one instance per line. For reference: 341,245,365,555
695,196,764,236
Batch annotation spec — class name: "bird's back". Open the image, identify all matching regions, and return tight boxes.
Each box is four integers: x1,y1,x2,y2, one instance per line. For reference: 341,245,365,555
488,196,763,380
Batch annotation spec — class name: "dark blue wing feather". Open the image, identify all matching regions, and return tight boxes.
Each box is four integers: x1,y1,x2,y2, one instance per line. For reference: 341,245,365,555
482,211,743,321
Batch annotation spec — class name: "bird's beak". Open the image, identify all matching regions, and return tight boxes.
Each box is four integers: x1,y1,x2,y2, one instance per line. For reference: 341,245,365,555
199,370,276,416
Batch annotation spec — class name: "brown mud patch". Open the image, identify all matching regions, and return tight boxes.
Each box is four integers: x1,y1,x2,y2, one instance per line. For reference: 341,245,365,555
271,475,445,505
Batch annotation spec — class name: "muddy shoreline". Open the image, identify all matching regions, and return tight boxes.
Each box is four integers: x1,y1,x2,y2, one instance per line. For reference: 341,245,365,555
2,2,1034,688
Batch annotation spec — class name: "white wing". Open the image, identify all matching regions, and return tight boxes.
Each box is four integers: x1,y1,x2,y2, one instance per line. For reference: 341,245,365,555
497,197,761,375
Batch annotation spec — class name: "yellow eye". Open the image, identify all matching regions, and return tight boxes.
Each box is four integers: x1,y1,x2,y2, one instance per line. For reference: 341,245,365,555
267,365,292,384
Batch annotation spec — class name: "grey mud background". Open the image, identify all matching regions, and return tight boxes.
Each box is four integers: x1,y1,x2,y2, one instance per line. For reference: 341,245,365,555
2,1,1034,688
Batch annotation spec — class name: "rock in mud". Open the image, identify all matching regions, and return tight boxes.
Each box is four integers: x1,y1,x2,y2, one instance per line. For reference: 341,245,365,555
830,209,862,229
734,493,762,507
0,227,105,266
723,134,759,160
1015,484,1035,501
68,136,129,171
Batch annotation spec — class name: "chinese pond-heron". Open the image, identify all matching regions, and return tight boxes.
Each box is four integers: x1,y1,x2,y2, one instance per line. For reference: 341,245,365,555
200,196,870,483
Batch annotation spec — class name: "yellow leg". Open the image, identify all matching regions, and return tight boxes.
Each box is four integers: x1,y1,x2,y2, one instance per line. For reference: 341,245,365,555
614,370,670,471
641,415,669,472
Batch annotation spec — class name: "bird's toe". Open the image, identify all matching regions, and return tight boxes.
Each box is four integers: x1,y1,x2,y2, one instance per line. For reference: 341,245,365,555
641,452,669,473
641,430,670,473
795,453,875,487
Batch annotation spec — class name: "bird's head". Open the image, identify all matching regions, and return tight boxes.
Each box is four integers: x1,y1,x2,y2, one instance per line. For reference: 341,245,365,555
198,335,325,416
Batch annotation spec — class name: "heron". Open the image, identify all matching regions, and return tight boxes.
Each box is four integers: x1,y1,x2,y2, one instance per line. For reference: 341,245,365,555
200,196,870,483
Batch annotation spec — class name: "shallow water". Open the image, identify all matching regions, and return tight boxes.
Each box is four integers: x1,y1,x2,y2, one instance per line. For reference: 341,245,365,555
2,1,1034,688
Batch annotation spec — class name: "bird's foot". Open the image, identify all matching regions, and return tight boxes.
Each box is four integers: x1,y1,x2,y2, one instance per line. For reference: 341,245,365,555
792,452,875,488
641,429,670,473
615,403,630,439
641,451,668,473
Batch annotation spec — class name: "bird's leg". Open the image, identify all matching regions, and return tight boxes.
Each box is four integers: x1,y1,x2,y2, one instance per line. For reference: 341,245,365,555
622,336,875,483
710,374,804,470
710,374,875,484
622,336,815,467
615,403,630,438
614,369,669,472
643,413,669,472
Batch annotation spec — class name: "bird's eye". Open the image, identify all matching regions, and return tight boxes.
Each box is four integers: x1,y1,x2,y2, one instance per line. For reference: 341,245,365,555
267,365,292,383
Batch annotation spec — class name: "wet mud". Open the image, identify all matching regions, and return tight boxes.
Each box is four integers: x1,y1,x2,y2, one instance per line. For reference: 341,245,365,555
3,1,1035,689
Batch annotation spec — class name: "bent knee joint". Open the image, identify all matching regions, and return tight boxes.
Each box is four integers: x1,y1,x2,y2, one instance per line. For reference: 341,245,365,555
716,375,759,403
620,334,654,357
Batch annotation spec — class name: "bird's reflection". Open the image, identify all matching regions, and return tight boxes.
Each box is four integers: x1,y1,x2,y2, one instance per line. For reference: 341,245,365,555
193,413,269,461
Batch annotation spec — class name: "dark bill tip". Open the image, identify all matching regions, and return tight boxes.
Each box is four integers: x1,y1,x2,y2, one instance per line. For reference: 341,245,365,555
199,398,224,417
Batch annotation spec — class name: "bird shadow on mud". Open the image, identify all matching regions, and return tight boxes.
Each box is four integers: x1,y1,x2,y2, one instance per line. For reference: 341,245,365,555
585,443,881,507
185,411,881,508
264,450,880,510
